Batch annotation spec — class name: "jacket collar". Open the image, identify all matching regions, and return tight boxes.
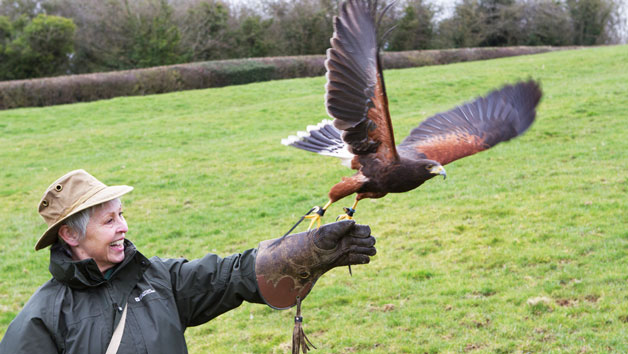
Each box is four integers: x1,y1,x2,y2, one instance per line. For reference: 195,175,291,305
48,239,144,289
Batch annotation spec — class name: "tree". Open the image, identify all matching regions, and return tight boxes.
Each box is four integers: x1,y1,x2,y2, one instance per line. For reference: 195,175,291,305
437,0,592,48
126,0,182,68
0,0,46,20
388,0,436,51
1,0,623,78
438,0,487,48
0,15,10,43
567,0,619,45
0,14,75,80
262,0,334,56
233,14,275,58
49,0,183,73
176,0,233,61
476,0,516,46
0,15,12,78
519,0,573,46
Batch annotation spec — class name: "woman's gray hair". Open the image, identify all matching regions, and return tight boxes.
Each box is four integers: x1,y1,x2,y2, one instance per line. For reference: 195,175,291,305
63,207,94,241
58,198,120,242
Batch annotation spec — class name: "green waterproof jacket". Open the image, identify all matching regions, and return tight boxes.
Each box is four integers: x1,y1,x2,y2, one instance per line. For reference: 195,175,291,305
0,239,265,353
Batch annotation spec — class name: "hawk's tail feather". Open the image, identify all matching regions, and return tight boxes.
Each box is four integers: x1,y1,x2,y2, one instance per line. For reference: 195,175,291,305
282,120,354,167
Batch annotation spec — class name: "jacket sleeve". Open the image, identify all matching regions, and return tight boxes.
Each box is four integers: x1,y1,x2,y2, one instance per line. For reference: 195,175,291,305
0,307,59,354
166,247,265,327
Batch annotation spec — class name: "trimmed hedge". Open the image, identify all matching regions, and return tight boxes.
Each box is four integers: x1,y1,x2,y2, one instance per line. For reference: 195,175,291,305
0,46,577,110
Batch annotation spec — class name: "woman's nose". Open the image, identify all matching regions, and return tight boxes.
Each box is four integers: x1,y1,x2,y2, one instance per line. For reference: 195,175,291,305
117,219,128,233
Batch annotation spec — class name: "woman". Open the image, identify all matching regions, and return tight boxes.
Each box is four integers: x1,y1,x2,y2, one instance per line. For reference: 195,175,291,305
0,169,376,353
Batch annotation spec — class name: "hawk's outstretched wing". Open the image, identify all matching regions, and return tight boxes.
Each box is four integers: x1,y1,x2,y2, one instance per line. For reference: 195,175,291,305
325,0,398,164
398,80,542,165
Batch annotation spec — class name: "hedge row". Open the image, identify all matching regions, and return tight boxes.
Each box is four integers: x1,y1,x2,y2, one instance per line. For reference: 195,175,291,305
0,46,577,110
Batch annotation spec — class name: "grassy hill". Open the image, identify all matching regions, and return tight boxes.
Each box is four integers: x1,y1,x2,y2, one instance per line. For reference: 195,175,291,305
0,45,626,353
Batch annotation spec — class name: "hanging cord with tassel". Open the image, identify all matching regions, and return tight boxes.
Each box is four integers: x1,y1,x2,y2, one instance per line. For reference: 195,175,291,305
292,296,316,354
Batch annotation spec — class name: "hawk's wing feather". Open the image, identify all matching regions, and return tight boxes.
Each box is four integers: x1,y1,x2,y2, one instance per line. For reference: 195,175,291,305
398,80,542,165
325,0,398,162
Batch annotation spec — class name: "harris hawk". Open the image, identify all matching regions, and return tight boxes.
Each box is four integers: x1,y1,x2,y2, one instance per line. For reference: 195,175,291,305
282,0,542,229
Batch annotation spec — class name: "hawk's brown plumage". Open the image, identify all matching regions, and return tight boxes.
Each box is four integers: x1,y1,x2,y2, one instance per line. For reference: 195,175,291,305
282,0,542,219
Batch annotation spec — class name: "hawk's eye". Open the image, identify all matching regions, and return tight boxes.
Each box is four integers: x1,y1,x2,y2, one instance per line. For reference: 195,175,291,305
426,164,434,170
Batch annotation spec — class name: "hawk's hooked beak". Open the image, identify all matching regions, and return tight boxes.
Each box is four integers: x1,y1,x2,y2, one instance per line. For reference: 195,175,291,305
430,165,447,179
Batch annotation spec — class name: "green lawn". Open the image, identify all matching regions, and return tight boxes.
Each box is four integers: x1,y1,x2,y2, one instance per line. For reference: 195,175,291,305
1,45,627,353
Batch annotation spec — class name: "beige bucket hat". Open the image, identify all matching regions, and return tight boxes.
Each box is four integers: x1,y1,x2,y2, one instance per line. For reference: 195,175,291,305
35,169,133,251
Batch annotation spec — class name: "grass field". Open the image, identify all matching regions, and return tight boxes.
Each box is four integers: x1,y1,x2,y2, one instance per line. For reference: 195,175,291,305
1,45,627,353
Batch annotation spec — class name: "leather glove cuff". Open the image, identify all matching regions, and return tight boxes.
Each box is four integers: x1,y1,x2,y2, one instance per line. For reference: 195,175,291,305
255,231,330,309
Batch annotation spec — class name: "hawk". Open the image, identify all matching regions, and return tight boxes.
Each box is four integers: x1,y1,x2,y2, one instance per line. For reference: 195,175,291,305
282,0,542,228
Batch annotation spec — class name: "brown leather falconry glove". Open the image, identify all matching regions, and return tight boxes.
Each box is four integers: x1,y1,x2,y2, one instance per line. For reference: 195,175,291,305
255,220,376,309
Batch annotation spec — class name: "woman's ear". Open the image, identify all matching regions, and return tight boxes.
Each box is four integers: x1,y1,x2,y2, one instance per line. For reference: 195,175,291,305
58,225,80,247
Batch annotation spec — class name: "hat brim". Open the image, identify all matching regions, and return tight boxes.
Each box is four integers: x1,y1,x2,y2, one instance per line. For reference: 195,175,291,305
35,185,133,251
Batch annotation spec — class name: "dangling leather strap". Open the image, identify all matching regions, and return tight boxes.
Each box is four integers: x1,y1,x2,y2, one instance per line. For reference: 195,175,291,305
106,303,128,354
292,297,316,354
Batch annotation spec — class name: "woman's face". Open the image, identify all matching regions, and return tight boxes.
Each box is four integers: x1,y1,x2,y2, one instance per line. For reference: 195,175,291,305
73,199,128,273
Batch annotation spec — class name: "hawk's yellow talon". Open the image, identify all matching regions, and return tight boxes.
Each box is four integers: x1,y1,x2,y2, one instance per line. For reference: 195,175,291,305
337,214,353,221
304,201,332,230
336,200,359,222
304,213,322,230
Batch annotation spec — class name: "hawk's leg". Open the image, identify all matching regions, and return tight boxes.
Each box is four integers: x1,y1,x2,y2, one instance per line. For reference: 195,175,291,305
337,199,359,221
304,200,332,230
335,198,360,276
